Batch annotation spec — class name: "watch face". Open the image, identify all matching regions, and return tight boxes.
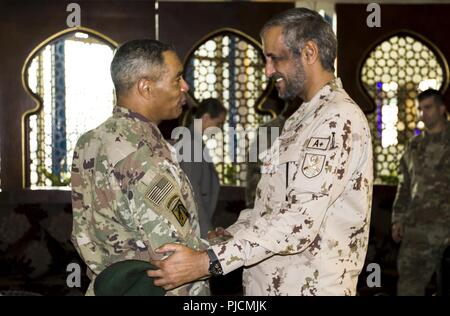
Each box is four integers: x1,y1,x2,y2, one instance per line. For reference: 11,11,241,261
207,249,223,275
209,261,222,275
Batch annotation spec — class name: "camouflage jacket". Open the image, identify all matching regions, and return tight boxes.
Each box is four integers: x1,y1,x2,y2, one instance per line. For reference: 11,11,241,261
392,121,450,230
245,115,287,208
71,106,209,296
210,78,373,295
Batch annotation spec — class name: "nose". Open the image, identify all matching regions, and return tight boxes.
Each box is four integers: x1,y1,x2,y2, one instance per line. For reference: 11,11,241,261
181,78,189,93
265,60,275,79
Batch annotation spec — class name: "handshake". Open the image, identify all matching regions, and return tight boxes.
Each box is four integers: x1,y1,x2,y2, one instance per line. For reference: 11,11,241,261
207,227,232,245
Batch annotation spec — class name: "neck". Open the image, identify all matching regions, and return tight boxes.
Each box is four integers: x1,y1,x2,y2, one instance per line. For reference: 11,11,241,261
117,95,160,125
426,119,446,135
304,70,335,102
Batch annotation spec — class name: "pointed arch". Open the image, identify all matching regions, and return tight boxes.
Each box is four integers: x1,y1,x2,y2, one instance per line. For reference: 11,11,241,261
183,28,273,185
21,27,117,188
359,30,448,184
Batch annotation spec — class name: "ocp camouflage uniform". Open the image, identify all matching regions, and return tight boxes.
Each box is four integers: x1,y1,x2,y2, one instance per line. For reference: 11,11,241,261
71,106,210,296
392,121,450,296
210,78,373,295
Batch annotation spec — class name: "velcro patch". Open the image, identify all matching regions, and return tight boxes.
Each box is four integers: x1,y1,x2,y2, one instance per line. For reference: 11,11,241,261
146,176,174,206
307,137,330,151
171,198,189,227
302,153,326,178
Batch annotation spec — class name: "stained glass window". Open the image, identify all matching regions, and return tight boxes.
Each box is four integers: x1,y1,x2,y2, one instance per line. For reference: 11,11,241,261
24,30,116,188
360,33,447,184
184,29,272,186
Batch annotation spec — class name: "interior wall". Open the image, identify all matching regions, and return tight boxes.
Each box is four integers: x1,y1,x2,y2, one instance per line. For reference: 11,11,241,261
0,0,295,192
336,4,450,113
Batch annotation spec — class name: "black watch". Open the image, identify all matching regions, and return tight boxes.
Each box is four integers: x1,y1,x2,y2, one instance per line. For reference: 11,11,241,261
206,248,223,276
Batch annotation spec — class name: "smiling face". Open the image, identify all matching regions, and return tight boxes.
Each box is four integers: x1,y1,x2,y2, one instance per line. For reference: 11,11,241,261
150,51,189,122
262,26,307,101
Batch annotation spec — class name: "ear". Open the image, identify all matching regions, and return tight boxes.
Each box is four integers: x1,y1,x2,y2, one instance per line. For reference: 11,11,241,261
302,41,319,65
202,113,212,123
137,77,153,99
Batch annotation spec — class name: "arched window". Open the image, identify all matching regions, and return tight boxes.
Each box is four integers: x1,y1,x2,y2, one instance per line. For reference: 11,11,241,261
22,27,117,188
184,28,272,185
360,32,448,184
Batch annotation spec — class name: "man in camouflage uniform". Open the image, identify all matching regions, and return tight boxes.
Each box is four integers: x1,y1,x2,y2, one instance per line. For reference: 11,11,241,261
148,8,373,295
392,89,450,296
71,39,209,296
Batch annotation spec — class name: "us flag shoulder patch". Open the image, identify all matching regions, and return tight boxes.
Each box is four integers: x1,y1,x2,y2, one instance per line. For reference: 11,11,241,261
146,176,174,205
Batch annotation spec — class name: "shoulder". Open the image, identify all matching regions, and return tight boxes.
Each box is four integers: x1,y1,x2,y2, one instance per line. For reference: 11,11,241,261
319,89,370,133
261,115,286,128
407,133,422,149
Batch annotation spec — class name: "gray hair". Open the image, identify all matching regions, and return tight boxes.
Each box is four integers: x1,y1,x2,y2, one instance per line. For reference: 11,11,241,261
261,8,337,72
110,39,175,96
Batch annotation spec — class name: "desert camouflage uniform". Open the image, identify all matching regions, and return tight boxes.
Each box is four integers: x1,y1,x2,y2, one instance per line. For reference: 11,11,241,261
210,78,373,295
71,106,209,296
392,121,450,296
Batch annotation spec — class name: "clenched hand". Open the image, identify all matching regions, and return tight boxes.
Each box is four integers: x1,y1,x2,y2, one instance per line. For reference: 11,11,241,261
147,243,210,290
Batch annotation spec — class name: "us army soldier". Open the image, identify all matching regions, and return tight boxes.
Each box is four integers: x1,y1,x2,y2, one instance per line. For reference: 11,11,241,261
392,89,450,296
148,8,373,296
71,40,209,296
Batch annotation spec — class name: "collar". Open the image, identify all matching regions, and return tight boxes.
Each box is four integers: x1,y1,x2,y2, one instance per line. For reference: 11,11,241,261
284,77,342,131
113,106,150,124
113,105,166,143
422,120,450,141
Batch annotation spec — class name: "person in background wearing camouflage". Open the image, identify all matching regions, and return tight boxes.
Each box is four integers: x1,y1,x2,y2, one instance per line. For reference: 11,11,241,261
70,39,210,296
148,8,373,296
392,89,450,296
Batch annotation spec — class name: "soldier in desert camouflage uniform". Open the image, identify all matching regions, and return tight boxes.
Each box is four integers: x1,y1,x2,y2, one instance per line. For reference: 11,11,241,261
71,39,209,296
392,89,450,296
148,8,373,295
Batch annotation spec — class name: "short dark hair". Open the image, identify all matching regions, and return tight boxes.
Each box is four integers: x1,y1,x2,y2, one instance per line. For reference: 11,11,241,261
417,88,445,105
110,39,175,96
260,8,337,72
194,98,227,119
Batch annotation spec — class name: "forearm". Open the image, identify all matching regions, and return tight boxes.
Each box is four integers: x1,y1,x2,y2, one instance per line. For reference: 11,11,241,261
210,237,272,275
225,208,254,235
392,159,411,224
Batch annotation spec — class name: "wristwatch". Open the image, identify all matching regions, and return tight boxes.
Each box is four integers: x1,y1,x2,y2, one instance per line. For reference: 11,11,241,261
206,248,223,276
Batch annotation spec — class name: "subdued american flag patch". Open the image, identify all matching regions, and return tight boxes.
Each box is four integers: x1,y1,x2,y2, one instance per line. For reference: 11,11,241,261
146,176,174,205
